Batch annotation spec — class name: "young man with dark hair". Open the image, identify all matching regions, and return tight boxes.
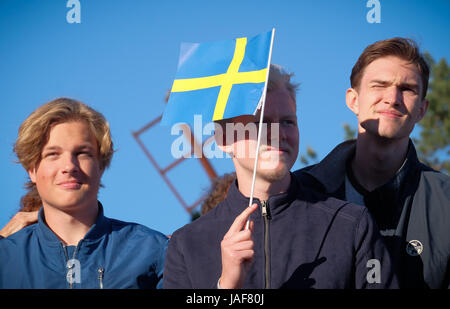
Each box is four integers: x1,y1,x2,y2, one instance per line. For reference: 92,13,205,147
295,37,450,288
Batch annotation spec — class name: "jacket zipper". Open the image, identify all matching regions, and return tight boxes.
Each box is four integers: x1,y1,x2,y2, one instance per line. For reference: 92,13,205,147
98,267,104,289
261,200,271,289
62,243,79,289
62,243,105,289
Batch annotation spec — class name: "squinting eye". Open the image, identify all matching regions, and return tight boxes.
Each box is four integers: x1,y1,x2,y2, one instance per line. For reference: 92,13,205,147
281,120,295,126
78,151,93,157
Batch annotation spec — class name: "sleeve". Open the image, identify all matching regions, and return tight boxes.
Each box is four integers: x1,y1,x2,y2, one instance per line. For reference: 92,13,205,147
135,231,169,289
155,237,169,289
163,231,192,289
354,208,399,289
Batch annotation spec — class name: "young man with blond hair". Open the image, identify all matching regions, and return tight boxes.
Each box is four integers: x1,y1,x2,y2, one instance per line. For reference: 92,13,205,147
0,98,168,288
164,65,398,289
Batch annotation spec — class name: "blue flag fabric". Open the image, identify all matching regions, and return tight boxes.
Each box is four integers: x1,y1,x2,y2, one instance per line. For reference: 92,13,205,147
161,30,273,126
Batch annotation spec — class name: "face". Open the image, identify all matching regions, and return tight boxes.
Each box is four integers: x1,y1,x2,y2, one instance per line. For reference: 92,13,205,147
28,121,103,213
218,86,299,182
346,56,428,141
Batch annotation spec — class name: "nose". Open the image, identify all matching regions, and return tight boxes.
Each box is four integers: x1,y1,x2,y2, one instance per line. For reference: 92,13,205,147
265,122,284,147
384,86,402,106
61,153,79,173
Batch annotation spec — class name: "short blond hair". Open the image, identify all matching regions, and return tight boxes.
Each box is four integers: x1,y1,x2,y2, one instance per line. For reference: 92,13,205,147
267,64,299,101
14,98,114,211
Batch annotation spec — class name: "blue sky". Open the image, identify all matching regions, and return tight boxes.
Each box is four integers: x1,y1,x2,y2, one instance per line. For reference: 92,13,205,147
1,0,449,236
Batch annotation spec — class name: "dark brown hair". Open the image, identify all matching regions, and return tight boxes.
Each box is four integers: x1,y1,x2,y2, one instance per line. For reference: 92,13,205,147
350,37,430,99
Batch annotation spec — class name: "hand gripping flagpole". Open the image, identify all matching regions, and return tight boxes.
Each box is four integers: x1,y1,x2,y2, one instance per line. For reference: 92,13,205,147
245,28,275,230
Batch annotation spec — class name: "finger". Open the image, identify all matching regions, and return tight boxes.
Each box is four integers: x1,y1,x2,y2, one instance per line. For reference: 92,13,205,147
236,249,255,262
26,211,39,224
225,204,258,237
222,229,252,245
228,240,254,252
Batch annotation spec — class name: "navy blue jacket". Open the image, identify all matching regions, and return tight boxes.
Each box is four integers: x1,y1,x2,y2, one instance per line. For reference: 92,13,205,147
294,140,450,288
164,174,398,289
0,204,168,289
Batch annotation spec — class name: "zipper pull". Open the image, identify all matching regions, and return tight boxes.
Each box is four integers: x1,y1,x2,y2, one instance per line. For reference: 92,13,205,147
98,267,104,289
261,200,268,217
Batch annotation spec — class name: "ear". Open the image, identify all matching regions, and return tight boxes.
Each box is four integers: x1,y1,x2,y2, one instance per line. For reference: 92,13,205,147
346,88,359,115
216,142,234,156
415,98,429,123
28,167,37,183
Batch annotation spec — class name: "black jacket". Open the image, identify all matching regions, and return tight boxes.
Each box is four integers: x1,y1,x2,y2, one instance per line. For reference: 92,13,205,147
164,174,397,289
294,140,450,288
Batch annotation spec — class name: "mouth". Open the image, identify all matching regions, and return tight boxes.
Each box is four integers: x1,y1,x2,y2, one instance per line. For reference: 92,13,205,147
377,110,403,118
261,146,290,154
57,180,82,189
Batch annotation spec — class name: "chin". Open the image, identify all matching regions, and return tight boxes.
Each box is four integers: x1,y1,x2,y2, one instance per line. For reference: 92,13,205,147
376,128,409,141
257,164,290,182
49,196,95,211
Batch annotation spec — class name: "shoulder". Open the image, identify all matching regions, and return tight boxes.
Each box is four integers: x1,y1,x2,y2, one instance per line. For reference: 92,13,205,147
169,203,229,245
293,167,323,191
414,166,450,208
314,197,368,225
0,223,37,243
294,183,367,224
106,217,169,246
420,166,450,191
413,168,450,227
0,223,38,259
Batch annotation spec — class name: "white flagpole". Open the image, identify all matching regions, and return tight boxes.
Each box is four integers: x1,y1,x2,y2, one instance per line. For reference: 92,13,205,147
245,28,275,230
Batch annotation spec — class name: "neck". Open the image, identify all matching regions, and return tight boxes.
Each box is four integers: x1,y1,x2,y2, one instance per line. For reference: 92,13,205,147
351,134,409,191
235,170,291,201
43,202,99,246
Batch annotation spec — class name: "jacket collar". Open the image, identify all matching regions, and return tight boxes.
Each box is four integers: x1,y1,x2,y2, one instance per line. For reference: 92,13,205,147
304,139,421,196
225,173,299,217
304,139,356,195
36,202,110,247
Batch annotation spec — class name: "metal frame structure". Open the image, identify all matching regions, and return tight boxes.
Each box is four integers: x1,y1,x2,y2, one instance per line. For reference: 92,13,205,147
132,114,217,214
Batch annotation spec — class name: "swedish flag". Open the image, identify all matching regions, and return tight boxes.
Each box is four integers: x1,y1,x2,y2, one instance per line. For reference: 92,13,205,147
162,30,273,126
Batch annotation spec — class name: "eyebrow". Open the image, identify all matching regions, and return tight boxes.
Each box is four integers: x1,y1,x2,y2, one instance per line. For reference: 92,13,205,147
272,114,297,120
370,79,420,90
42,144,96,152
42,146,61,153
370,79,391,86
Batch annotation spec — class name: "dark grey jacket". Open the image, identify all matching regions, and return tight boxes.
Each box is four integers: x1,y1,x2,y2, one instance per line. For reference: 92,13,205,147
164,174,398,289
294,140,450,288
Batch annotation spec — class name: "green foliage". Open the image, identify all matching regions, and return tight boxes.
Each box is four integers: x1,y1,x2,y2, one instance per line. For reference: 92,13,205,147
415,52,450,174
343,123,356,141
299,146,318,166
